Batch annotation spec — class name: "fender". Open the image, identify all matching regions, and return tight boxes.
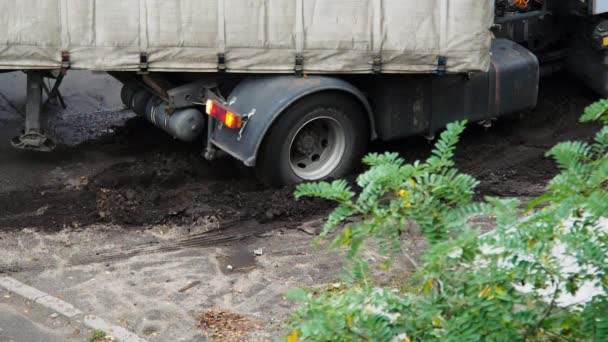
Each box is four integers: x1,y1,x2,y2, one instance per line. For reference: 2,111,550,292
210,75,376,167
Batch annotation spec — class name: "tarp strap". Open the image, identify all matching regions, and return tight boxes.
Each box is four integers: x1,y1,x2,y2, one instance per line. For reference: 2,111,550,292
436,56,447,76
58,0,70,71
139,0,149,59
217,0,227,71
294,0,305,75
372,56,382,74
294,54,304,77
218,53,226,72
59,0,70,53
372,0,383,73
139,53,149,75
61,51,70,75
438,0,449,72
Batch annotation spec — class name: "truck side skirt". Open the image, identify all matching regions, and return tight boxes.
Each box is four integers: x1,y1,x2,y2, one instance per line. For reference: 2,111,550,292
369,39,539,141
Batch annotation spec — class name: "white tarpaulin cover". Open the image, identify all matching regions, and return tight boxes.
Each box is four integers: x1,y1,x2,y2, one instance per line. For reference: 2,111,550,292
0,0,494,73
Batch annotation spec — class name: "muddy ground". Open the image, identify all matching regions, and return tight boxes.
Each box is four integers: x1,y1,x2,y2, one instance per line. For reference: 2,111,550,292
0,71,601,341
0,72,599,233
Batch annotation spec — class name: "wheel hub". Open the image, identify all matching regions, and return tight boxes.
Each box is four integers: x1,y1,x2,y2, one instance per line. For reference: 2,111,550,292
295,130,319,155
288,116,346,181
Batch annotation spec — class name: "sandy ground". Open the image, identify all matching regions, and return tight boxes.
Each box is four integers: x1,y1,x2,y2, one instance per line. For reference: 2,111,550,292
0,70,602,341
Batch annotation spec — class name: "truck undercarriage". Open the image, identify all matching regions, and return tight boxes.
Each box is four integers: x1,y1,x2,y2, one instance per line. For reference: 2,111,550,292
6,0,608,186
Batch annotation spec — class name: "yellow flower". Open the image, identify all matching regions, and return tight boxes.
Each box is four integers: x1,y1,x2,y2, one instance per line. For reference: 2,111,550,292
604,275,608,286
404,202,412,209
478,285,490,298
398,189,411,198
403,338,412,342
346,315,353,328
344,228,352,239
287,330,298,342
342,228,352,246
494,285,505,296
432,316,443,326
542,255,554,268
527,239,537,248
409,178,417,188
423,278,434,292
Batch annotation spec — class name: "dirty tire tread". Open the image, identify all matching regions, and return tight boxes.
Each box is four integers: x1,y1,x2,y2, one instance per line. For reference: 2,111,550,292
255,92,368,186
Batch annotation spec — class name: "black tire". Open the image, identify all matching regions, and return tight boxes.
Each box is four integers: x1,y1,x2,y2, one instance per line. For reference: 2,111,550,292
120,84,137,108
255,92,368,187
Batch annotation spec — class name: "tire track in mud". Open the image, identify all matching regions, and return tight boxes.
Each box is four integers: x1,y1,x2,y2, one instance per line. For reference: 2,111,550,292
0,117,333,233
0,218,290,273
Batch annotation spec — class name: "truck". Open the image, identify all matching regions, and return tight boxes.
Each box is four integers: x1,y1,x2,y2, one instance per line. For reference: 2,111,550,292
1,0,607,186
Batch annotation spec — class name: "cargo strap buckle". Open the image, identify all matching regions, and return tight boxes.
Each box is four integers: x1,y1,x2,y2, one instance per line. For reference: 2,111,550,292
436,56,447,76
60,52,70,75
218,53,227,72
294,54,304,77
372,55,382,74
138,53,149,75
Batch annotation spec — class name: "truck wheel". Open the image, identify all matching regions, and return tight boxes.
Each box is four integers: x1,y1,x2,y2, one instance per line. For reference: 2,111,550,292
120,84,136,108
256,93,368,186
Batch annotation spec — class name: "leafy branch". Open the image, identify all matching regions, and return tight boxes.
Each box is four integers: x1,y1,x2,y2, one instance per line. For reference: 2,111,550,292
287,102,608,341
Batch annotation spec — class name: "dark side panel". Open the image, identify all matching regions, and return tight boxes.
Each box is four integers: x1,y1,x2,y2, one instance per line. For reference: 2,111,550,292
368,39,539,141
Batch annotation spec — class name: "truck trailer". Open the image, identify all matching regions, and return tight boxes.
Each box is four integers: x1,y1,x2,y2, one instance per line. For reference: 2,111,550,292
0,0,607,185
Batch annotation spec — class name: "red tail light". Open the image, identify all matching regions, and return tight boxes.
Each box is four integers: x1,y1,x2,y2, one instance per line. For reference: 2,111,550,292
205,99,243,129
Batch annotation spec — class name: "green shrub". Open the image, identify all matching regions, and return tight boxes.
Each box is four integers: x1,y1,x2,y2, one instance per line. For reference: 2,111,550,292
287,101,608,341
87,330,107,342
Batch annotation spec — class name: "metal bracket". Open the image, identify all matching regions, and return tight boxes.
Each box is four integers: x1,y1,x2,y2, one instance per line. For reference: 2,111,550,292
11,131,55,152
138,53,149,75
168,80,217,109
372,55,382,74
294,54,304,77
43,73,67,109
141,74,172,102
38,51,70,109
237,108,256,141
218,53,227,72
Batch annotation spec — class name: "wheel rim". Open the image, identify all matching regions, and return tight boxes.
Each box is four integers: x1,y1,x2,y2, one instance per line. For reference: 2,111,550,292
289,116,346,180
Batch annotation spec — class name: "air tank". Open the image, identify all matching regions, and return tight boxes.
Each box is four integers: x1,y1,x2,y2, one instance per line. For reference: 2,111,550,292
120,85,205,142
143,97,205,142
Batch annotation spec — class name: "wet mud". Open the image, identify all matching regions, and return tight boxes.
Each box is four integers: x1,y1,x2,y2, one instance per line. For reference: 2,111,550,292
0,73,601,232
